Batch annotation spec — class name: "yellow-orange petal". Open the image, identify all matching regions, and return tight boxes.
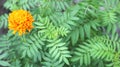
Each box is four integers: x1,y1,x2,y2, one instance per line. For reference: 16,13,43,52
8,9,34,36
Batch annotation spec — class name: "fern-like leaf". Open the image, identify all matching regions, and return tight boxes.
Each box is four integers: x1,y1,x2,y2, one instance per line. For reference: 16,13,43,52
0,14,8,28
20,33,44,62
42,53,64,67
72,34,120,66
46,39,71,65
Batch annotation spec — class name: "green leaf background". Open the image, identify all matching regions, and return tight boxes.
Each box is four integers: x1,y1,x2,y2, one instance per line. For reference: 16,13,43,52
0,0,120,67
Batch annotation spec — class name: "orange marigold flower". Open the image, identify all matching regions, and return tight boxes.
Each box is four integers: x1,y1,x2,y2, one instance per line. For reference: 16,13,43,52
8,10,34,36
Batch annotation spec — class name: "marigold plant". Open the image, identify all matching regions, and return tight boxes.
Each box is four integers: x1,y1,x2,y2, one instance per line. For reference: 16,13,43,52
8,10,34,35
0,0,120,67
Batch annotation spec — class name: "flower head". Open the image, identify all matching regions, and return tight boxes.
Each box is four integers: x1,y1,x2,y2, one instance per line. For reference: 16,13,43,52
8,10,34,36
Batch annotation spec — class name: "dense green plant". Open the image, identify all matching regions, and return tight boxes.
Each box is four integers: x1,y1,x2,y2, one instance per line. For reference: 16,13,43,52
0,0,120,67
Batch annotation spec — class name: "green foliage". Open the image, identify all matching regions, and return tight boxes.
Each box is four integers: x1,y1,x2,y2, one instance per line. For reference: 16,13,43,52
10,59,21,67
42,53,64,67
4,0,40,10
0,0,120,67
0,14,8,28
34,17,69,39
41,0,69,11
72,34,120,67
20,33,44,62
101,11,117,35
0,48,10,67
68,2,100,45
46,39,71,65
